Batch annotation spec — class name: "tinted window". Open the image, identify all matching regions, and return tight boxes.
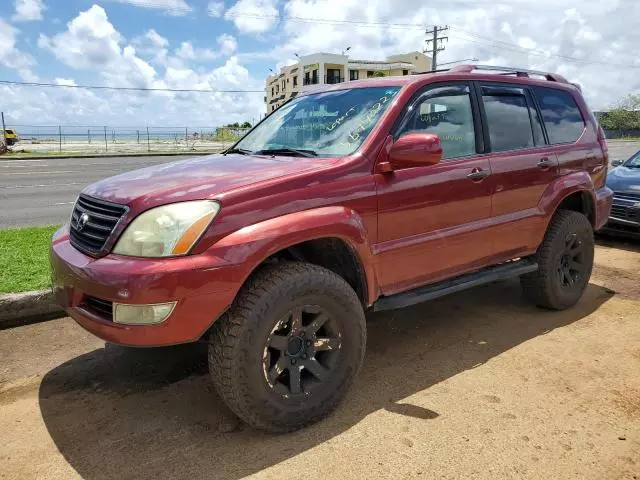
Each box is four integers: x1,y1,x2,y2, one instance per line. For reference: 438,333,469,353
397,86,476,160
482,93,534,152
534,87,584,144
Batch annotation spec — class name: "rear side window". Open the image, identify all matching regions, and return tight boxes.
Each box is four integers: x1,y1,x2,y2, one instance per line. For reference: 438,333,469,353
533,87,585,144
481,91,534,152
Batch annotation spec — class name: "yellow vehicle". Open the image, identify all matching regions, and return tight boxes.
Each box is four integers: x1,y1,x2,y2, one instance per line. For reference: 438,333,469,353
3,128,18,145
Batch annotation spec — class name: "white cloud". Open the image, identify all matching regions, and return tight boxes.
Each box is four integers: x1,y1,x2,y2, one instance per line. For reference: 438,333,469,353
12,0,45,21
145,28,168,48
114,0,192,16
225,0,278,33
260,0,640,110
175,41,218,61
38,5,124,70
207,1,225,17
8,0,640,127
217,33,237,55
0,18,37,80
18,5,264,126
38,5,163,92
54,77,77,86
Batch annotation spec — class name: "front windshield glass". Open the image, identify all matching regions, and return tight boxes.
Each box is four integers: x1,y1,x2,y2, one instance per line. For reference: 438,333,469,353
235,86,401,157
624,151,640,168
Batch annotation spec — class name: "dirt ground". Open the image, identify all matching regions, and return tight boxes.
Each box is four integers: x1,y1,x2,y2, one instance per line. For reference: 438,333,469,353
0,238,639,480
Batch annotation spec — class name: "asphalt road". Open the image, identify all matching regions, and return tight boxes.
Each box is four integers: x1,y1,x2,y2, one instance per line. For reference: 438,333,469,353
1,141,638,229
0,155,196,228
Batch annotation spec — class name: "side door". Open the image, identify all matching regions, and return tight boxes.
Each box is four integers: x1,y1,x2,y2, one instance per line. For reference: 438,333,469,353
374,82,494,295
476,83,559,259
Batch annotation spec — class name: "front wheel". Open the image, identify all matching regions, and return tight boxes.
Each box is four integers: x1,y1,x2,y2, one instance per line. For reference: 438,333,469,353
209,262,366,432
521,210,594,310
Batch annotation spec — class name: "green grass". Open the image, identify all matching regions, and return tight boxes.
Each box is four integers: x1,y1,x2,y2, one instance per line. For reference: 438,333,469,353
0,225,60,294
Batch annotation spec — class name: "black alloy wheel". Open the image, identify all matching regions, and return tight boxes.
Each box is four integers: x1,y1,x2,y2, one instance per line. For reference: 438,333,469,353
557,232,587,289
263,305,341,396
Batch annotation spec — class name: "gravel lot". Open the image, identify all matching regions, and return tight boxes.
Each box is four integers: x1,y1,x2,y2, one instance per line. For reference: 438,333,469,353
0,237,638,480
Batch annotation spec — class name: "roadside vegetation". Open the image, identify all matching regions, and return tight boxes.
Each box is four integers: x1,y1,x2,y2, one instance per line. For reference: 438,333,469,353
0,226,60,293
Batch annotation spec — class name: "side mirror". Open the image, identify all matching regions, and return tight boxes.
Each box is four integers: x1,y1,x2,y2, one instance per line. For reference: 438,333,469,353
611,159,624,167
388,132,442,169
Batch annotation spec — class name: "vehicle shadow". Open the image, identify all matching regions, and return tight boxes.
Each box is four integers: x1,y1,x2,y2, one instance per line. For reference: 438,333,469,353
595,234,640,254
39,279,613,480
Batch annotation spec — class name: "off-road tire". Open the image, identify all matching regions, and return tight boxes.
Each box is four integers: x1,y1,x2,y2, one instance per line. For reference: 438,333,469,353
208,262,366,432
521,210,594,310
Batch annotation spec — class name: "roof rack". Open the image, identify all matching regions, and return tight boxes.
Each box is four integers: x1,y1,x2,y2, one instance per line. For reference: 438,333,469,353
411,68,453,75
449,64,568,83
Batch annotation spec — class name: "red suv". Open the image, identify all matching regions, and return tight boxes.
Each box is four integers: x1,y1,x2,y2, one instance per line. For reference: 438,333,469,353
51,65,613,432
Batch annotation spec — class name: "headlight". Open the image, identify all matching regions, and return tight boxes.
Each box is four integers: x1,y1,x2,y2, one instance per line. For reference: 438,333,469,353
113,200,220,257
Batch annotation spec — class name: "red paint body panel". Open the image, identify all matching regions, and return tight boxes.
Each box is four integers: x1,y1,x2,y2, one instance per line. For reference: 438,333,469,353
50,69,614,347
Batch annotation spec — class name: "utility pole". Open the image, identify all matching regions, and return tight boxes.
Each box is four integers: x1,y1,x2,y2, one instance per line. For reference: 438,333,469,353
1,112,6,146
424,25,449,71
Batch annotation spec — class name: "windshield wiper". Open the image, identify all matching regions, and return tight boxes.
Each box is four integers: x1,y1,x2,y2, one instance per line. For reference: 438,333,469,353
254,147,318,157
224,147,254,156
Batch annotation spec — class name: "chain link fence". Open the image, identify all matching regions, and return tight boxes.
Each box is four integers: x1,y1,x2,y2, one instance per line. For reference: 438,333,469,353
6,125,252,155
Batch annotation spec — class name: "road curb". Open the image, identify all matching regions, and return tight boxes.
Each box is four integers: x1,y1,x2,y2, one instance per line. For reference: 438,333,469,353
0,290,64,329
0,151,220,161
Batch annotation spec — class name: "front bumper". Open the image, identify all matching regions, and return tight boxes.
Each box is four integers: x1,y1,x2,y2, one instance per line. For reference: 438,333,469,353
594,186,615,231
50,226,239,347
600,192,640,238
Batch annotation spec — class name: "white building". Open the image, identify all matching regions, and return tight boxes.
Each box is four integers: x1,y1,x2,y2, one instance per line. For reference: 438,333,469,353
265,51,431,113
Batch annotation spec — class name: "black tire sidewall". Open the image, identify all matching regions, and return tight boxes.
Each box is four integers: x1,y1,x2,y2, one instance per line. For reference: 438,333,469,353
246,291,363,414
543,213,594,308
211,263,366,431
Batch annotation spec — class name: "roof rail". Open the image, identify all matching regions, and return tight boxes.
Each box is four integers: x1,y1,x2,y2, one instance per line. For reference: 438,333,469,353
449,64,568,83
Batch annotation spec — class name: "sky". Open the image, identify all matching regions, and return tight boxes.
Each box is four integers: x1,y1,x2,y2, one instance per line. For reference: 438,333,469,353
0,0,638,128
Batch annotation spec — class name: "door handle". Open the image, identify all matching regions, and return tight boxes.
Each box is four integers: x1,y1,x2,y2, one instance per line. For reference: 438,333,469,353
467,168,490,181
537,157,553,169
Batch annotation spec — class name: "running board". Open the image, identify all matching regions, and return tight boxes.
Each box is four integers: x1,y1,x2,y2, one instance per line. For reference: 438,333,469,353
373,258,538,312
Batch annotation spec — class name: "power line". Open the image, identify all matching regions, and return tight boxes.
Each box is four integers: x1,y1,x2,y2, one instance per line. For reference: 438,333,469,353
425,25,449,71
223,12,425,29
0,80,263,93
449,30,640,69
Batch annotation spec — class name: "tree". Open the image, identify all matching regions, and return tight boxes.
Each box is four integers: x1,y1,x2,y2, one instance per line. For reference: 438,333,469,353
373,71,386,77
241,121,252,128
599,94,640,131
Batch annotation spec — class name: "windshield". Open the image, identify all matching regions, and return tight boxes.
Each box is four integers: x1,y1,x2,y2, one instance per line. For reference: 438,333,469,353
235,86,401,157
623,151,640,168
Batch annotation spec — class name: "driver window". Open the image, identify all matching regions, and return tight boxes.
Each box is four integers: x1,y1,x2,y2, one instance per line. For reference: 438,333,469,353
397,87,476,160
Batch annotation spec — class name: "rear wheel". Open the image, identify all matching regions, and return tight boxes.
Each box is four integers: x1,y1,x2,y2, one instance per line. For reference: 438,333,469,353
521,210,594,310
209,262,366,432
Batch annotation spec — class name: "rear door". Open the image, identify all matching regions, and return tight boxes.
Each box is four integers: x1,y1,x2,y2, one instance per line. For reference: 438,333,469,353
533,86,600,183
476,83,559,259
374,82,494,295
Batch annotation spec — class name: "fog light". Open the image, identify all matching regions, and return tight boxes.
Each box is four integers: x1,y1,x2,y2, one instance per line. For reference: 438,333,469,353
113,302,176,325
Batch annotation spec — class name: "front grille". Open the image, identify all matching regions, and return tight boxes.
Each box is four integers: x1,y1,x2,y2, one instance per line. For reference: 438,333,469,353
81,296,113,321
610,205,628,218
610,204,639,222
614,192,640,201
70,194,127,256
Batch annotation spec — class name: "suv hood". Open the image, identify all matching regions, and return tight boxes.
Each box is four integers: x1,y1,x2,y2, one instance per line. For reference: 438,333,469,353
606,166,640,196
82,153,334,206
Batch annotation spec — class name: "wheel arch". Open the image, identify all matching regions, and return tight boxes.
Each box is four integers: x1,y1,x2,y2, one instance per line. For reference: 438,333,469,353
555,190,596,226
540,172,598,229
211,206,379,306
